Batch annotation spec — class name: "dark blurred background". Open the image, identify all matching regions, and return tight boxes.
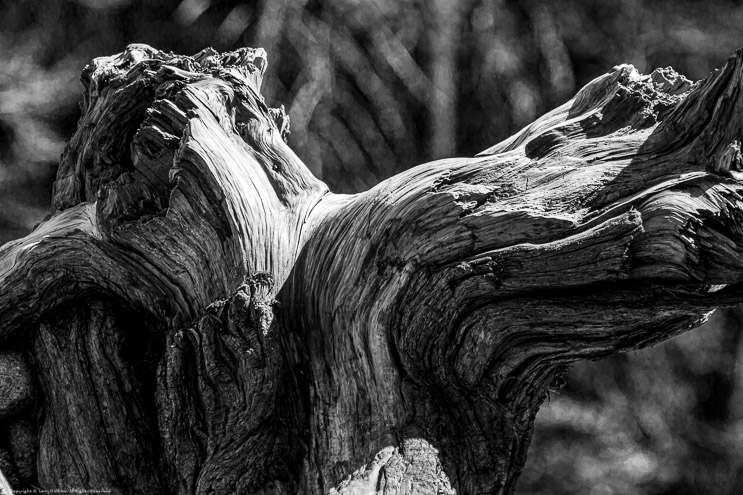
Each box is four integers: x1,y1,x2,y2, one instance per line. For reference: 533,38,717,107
1,0,743,493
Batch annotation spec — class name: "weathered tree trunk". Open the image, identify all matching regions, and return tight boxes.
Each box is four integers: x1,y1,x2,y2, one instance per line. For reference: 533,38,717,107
2,44,743,494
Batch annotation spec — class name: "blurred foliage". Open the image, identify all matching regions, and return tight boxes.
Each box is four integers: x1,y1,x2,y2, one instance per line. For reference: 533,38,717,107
523,308,743,495
1,0,743,493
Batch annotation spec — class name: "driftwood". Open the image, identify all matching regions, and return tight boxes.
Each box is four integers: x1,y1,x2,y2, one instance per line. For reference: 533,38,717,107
2,44,743,494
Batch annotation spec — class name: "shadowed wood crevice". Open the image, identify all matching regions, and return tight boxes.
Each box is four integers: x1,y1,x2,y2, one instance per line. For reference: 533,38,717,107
4,45,743,494
33,297,165,494
156,272,303,495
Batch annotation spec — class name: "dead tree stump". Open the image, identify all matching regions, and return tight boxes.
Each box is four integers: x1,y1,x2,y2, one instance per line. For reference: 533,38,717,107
2,45,743,494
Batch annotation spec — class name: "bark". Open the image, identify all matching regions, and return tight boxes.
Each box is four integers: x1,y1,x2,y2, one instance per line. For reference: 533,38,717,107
2,44,743,494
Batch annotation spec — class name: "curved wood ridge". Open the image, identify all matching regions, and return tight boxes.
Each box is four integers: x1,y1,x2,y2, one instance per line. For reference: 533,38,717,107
2,45,743,494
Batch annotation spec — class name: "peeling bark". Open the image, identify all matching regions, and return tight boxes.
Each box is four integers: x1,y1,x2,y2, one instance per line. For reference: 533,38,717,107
2,45,743,494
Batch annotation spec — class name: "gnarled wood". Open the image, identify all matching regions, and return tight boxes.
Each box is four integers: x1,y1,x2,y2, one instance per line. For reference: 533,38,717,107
2,45,743,494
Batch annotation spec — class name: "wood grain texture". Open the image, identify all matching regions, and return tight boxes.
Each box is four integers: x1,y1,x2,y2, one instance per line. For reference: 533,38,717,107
3,45,743,494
